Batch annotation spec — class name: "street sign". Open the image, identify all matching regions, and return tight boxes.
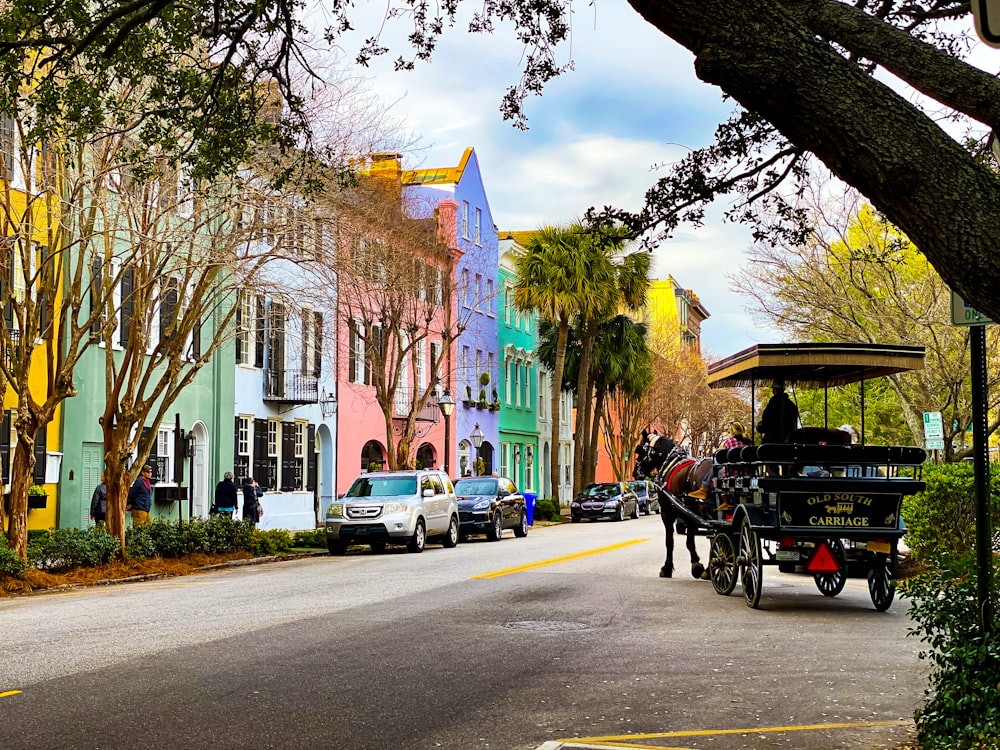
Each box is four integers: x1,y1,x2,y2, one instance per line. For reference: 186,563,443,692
924,411,945,451
972,0,1000,47
951,290,994,326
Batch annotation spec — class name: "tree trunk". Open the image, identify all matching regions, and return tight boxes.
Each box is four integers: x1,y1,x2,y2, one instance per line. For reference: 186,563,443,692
572,320,597,496
587,383,607,484
549,320,569,504
6,433,37,561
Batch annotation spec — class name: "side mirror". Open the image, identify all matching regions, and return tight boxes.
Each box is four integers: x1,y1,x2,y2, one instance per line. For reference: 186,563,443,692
422,488,434,497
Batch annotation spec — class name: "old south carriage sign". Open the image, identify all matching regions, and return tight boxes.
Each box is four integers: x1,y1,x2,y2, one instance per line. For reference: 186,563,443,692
778,491,901,530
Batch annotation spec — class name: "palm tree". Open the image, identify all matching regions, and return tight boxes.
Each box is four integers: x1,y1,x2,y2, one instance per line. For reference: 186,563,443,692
588,315,652,483
512,226,581,504
571,226,650,494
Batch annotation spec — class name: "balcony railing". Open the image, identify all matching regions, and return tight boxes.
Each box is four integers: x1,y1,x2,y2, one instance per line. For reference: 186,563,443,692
263,369,320,404
392,387,441,423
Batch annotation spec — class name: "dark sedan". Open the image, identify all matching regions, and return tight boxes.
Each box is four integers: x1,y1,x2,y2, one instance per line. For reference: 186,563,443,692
628,480,660,515
571,482,639,522
454,476,528,541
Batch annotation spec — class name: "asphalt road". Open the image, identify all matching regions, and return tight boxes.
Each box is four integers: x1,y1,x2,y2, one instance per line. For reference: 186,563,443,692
0,515,926,749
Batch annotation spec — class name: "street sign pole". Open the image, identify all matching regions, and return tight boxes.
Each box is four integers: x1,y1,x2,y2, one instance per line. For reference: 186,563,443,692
971,325,993,633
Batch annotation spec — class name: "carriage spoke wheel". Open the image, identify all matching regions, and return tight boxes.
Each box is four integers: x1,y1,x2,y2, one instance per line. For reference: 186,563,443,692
868,551,897,612
813,538,847,597
739,520,763,609
709,532,738,596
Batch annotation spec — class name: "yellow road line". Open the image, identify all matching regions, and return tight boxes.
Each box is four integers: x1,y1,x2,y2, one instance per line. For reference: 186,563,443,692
0,690,22,699
472,539,649,579
563,719,911,745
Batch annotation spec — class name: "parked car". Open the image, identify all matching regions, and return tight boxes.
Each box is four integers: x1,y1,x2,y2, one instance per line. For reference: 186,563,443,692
570,482,639,522
453,475,528,541
628,480,660,515
325,469,459,555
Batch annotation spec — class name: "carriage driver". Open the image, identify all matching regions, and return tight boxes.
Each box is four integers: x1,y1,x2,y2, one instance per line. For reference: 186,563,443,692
757,380,800,444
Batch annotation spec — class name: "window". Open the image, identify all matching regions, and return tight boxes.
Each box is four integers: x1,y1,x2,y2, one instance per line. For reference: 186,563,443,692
416,340,427,392
487,352,495,393
474,273,482,311
157,427,174,485
434,267,443,306
461,201,469,238
474,207,481,244
504,284,512,324
462,268,471,308
506,359,514,404
514,363,521,407
486,279,494,316
430,341,441,384
295,421,306,459
236,291,252,365
500,442,509,478
237,416,250,456
267,420,279,457
521,363,529,406
349,321,365,384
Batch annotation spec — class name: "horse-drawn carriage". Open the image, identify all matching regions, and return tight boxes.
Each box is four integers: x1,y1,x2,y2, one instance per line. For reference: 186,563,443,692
634,343,927,611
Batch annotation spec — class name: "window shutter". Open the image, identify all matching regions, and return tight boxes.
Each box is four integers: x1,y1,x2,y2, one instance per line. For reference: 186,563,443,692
269,301,285,393
190,316,201,358
300,314,309,375
280,421,296,491
306,424,317,491
253,418,269,488
32,425,47,483
313,312,323,377
234,416,243,485
159,276,178,347
90,259,102,335
0,410,10,485
235,291,243,363
348,327,357,384
254,294,265,368
119,266,134,347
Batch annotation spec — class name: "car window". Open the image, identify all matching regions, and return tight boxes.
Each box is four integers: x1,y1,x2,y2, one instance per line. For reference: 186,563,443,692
347,476,417,497
583,483,617,497
454,478,498,495
430,475,445,494
502,479,516,495
629,482,647,498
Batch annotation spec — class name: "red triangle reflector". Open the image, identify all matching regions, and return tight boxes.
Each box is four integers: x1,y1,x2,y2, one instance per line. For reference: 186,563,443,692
807,543,841,574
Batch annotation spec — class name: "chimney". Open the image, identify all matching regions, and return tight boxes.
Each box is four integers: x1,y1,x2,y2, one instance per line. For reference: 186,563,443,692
436,199,458,247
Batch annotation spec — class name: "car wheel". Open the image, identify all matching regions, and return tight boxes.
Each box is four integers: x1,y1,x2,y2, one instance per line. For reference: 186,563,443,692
571,515,581,523
368,541,386,553
630,501,639,519
513,511,528,537
614,504,625,522
487,511,504,541
442,515,459,548
327,539,348,556
407,519,426,553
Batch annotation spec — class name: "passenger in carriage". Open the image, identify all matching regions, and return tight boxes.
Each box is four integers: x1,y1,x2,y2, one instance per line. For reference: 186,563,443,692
717,422,752,511
757,380,800,444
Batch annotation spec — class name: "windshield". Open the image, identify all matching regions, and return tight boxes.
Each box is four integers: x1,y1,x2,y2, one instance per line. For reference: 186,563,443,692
583,483,619,498
346,476,417,498
454,478,498,495
628,482,647,497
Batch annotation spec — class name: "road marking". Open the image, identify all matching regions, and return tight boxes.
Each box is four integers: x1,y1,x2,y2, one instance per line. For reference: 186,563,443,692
0,690,22,699
556,719,911,747
472,539,649,579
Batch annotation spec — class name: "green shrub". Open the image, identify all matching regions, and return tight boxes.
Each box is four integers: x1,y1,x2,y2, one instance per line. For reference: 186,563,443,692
902,462,1000,562
145,519,190,558
248,528,293,556
533,496,562,522
901,554,1000,748
0,537,26,577
28,527,119,571
291,528,326,548
124,524,157,561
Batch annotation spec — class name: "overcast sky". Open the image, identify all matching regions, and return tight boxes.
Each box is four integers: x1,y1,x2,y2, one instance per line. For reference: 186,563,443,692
303,1,988,360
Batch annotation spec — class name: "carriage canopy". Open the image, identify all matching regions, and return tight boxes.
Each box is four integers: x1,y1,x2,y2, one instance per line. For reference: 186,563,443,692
706,342,925,390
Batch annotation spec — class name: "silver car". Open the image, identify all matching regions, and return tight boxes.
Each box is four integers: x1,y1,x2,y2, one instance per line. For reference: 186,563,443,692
325,470,460,555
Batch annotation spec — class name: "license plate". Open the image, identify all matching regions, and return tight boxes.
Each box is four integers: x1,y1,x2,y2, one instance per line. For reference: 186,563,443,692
776,550,799,561
868,540,890,554
354,526,367,536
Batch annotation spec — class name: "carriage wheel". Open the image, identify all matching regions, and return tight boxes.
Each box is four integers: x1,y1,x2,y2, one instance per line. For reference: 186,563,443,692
868,552,896,612
709,532,738,596
739,520,763,609
813,538,847,597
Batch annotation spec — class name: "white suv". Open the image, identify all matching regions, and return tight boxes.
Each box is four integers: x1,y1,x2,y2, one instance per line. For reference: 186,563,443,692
325,469,460,555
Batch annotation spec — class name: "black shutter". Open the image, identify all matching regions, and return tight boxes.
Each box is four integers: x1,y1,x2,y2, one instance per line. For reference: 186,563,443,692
190,316,201,358
144,426,160,482
269,301,285,394
254,295,265,368
90,259,102,335
32,424,46,483
234,291,243,363
252,418,269,489
348,327,357,384
306,424,316,491
313,312,323,377
280,421,296,491
119,266,134,347
0,409,10,485
1,242,12,331
173,421,184,484
300,314,308,375
159,276,178,346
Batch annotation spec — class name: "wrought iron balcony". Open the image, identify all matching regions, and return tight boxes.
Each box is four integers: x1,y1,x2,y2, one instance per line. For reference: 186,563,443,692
263,369,320,404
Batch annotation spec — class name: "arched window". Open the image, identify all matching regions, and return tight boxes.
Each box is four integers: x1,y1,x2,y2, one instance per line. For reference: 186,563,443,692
361,441,385,473
416,442,435,469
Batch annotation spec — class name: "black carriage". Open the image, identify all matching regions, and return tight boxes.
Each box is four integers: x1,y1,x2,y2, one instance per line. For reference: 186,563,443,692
699,343,927,611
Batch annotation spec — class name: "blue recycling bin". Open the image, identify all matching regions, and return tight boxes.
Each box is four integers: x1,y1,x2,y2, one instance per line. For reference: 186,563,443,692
522,492,537,526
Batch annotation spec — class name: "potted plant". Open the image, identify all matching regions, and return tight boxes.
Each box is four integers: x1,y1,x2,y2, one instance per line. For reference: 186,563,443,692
463,384,475,408
27,483,47,509
489,388,501,412
477,372,490,409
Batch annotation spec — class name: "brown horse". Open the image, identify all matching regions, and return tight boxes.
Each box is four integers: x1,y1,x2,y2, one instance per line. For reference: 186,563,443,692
632,433,713,579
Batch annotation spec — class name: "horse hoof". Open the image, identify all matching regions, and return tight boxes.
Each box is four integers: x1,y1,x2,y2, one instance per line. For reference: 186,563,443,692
659,566,673,578
691,563,705,579
700,570,711,581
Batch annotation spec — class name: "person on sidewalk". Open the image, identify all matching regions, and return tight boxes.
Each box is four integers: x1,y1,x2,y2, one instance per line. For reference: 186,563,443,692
89,474,108,525
242,476,264,526
213,471,239,518
126,465,153,525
